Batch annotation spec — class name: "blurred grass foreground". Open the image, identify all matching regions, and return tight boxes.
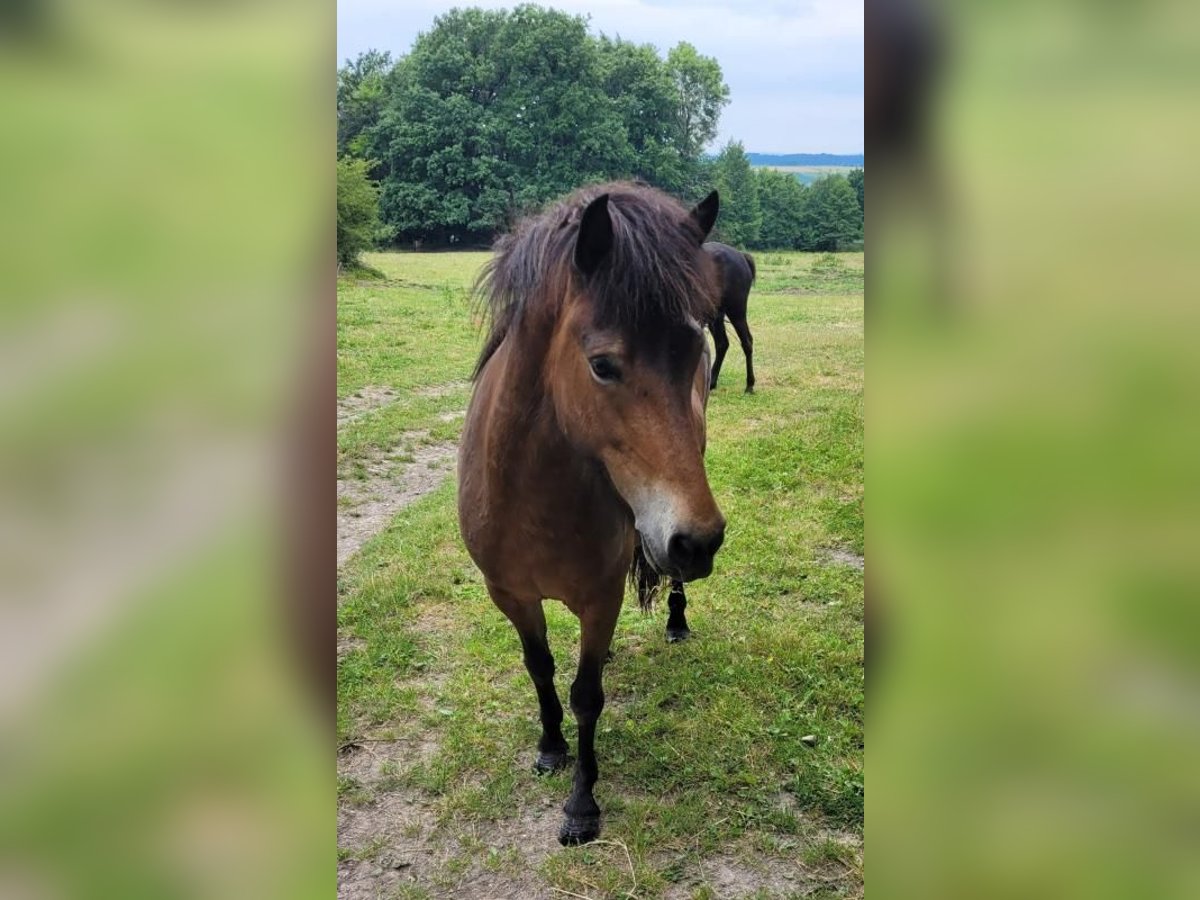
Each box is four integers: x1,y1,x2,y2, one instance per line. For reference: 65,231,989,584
871,1,1200,898
0,3,329,899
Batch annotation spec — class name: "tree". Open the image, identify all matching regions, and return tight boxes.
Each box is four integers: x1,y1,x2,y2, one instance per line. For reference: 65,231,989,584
848,167,864,215
337,50,393,159
665,42,730,159
371,5,635,243
344,10,731,244
797,174,862,251
711,140,760,247
597,37,685,193
337,156,380,267
754,168,807,249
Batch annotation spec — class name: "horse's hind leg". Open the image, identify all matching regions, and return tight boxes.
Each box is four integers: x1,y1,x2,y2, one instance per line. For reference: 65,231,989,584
491,585,570,774
709,315,730,390
731,316,755,393
666,580,691,642
560,590,622,845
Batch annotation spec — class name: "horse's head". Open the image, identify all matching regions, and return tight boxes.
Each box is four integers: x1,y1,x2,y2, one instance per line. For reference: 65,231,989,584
546,188,726,581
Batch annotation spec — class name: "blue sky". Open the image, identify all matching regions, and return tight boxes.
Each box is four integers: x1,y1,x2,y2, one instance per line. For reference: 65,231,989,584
336,0,863,154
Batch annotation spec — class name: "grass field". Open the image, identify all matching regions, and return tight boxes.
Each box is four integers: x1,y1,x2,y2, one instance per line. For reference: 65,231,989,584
337,249,864,899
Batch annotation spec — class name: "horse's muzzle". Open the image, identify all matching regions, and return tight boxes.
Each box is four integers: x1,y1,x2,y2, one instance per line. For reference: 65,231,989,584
666,524,725,581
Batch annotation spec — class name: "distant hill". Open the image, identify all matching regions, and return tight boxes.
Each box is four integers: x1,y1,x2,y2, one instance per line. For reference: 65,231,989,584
746,152,864,167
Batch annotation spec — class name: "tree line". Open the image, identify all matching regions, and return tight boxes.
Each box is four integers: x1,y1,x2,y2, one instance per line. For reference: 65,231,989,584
710,141,863,252
337,4,862,265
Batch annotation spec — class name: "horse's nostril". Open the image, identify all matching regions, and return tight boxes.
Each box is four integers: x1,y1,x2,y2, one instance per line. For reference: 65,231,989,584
667,535,684,562
668,532,701,568
667,526,724,577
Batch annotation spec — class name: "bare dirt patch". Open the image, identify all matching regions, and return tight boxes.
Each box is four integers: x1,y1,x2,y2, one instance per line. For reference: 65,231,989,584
660,834,862,900
414,380,470,399
337,634,366,661
338,790,441,899
338,385,399,426
409,602,460,638
338,754,562,900
826,549,865,571
338,739,439,786
337,432,457,568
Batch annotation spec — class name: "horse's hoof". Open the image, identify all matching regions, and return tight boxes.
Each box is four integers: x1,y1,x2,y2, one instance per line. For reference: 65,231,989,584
533,750,571,775
745,385,755,394
710,381,719,391
558,815,601,846
666,627,691,643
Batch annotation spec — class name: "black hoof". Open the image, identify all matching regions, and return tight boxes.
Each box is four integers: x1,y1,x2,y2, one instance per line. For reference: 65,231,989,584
666,627,691,643
533,750,571,775
559,815,601,845
745,385,755,394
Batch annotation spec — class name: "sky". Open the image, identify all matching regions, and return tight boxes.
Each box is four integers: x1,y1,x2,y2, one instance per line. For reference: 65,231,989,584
336,0,863,155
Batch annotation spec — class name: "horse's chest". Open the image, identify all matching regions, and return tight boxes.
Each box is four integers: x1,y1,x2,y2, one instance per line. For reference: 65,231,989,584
473,474,632,600
524,489,629,563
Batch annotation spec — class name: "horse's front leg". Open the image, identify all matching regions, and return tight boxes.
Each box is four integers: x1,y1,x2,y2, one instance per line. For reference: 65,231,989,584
560,594,622,845
490,584,570,774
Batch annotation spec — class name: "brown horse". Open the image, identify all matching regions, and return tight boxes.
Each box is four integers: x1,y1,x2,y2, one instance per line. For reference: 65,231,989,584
704,241,757,393
458,182,727,845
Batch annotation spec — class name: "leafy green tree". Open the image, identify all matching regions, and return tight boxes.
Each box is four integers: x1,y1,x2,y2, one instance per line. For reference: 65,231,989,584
665,42,730,159
597,37,686,192
343,8,731,244
711,140,760,247
797,174,862,251
754,168,807,249
848,167,864,215
337,50,393,160
371,5,634,243
337,156,380,267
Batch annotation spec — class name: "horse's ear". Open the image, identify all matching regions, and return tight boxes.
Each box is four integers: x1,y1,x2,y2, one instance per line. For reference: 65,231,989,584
690,190,720,242
574,193,613,276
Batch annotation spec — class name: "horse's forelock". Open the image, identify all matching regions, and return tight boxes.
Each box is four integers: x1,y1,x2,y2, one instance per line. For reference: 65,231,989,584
472,182,717,379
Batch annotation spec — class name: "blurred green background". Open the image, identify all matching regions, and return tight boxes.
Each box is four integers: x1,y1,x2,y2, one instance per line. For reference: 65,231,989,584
872,1,1200,898
0,2,329,898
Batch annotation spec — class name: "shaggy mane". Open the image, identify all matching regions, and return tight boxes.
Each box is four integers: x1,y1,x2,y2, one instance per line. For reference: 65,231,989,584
472,182,717,379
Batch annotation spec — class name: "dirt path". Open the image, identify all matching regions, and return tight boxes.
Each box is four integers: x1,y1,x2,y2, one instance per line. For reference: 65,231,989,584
337,387,461,569
337,436,457,568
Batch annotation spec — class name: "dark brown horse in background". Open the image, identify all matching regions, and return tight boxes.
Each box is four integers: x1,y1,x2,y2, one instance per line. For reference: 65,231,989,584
704,241,757,393
458,183,726,845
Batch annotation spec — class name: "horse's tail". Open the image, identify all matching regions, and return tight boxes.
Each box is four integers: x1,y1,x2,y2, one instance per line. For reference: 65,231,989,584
629,541,664,612
742,251,757,283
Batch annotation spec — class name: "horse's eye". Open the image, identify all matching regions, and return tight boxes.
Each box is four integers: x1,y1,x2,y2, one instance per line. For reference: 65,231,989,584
588,356,622,383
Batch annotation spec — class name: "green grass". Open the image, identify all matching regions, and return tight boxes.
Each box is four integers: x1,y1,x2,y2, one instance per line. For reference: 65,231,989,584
337,250,863,898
